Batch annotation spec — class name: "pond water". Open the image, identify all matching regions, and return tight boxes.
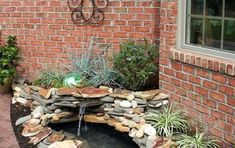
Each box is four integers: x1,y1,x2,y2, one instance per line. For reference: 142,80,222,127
50,121,139,148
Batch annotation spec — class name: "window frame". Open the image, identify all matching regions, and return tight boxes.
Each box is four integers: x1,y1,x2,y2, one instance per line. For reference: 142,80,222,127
177,0,235,60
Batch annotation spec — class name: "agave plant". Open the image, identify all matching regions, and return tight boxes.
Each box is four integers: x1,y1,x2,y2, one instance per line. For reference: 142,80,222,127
176,131,220,148
145,104,189,137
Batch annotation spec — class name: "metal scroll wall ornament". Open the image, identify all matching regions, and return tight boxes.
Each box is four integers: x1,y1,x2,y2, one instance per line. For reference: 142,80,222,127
68,0,109,26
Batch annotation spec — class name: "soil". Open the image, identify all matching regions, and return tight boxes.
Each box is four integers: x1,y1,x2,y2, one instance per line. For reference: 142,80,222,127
10,103,35,148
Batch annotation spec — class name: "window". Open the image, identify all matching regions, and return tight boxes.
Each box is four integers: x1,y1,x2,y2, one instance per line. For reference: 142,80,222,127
178,0,235,60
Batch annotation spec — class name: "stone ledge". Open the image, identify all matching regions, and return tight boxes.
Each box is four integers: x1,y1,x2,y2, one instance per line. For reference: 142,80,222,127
170,49,235,76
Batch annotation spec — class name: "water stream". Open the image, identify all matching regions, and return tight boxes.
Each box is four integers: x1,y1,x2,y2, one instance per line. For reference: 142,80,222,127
77,104,87,136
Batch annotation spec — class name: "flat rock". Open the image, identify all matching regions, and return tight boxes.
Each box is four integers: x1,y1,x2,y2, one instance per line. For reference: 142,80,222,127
46,131,65,144
54,103,77,108
110,89,134,100
148,100,169,108
119,100,132,108
15,97,28,105
32,106,44,119
39,88,52,99
152,93,169,100
31,93,55,106
84,114,106,124
107,111,123,116
56,87,80,96
113,107,125,113
28,118,41,126
29,127,52,145
107,118,130,133
15,115,31,126
48,140,83,148
79,87,109,98
22,124,44,137
133,108,145,114
101,96,114,103
134,89,160,100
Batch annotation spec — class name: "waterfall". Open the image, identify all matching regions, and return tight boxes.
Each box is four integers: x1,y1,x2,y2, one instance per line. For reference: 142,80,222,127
77,104,86,136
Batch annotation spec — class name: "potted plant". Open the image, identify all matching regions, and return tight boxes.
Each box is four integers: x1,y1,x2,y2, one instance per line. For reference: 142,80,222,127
0,36,19,93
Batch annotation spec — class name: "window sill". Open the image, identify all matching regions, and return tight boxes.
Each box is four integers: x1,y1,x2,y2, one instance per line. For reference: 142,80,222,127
170,48,235,76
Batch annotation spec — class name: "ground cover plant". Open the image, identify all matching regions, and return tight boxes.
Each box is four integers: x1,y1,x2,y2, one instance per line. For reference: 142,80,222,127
113,40,158,90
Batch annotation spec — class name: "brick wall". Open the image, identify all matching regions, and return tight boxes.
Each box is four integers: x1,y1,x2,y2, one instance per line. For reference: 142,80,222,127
0,0,160,78
159,0,235,146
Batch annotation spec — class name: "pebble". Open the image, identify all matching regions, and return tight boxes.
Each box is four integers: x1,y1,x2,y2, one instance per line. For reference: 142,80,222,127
120,100,132,108
104,113,110,120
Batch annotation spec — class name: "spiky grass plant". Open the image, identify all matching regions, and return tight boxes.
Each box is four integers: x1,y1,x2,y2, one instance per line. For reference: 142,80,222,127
33,68,65,88
145,104,189,137
65,37,121,87
176,131,220,148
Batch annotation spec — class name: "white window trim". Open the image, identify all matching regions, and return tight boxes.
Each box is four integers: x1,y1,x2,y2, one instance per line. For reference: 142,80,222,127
176,0,235,61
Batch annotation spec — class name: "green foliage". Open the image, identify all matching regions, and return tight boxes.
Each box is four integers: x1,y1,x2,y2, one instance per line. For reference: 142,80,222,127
113,40,158,90
176,131,220,148
145,104,189,137
65,38,120,87
33,69,65,88
0,36,19,85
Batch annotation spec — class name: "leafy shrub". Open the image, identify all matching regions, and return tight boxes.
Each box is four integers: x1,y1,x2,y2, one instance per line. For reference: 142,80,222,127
65,37,120,87
0,36,19,85
176,131,219,148
33,69,65,88
145,104,189,137
113,40,158,90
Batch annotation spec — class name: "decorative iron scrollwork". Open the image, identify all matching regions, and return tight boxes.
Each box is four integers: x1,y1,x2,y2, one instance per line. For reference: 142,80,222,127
68,0,109,26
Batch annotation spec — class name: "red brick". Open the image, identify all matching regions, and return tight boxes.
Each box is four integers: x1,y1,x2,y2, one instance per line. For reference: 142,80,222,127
195,86,208,97
212,73,227,83
201,114,216,125
196,69,210,78
218,104,234,115
219,85,234,96
227,98,235,106
183,65,194,74
217,120,234,134
228,78,235,87
195,103,209,114
210,91,225,102
171,61,182,71
202,98,216,108
203,80,217,90
211,110,226,121
208,127,224,138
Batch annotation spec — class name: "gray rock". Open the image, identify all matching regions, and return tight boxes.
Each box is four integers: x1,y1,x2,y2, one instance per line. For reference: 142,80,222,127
15,115,31,126
104,113,110,120
54,109,62,114
54,103,77,108
101,96,114,103
137,104,147,108
113,107,125,113
128,120,137,128
132,115,141,123
134,98,147,105
32,106,44,119
31,93,55,106
146,135,157,148
107,111,123,116
55,96,79,102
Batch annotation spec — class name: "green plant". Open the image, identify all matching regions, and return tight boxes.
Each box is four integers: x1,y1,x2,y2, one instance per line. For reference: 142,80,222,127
145,104,189,137
0,36,19,85
65,37,120,87
113,40,158,90
176,131,219,148
33,69,65,88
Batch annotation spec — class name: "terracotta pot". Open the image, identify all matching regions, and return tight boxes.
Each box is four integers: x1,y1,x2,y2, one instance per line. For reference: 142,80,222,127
0,77,13,93
153,137,171,148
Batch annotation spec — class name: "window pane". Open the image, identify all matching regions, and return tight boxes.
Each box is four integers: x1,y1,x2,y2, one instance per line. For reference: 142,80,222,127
188,17,203,45
224,20,235,51
205,19,222,48
206,0,222,16
225,0,235,18
191,0,204,15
